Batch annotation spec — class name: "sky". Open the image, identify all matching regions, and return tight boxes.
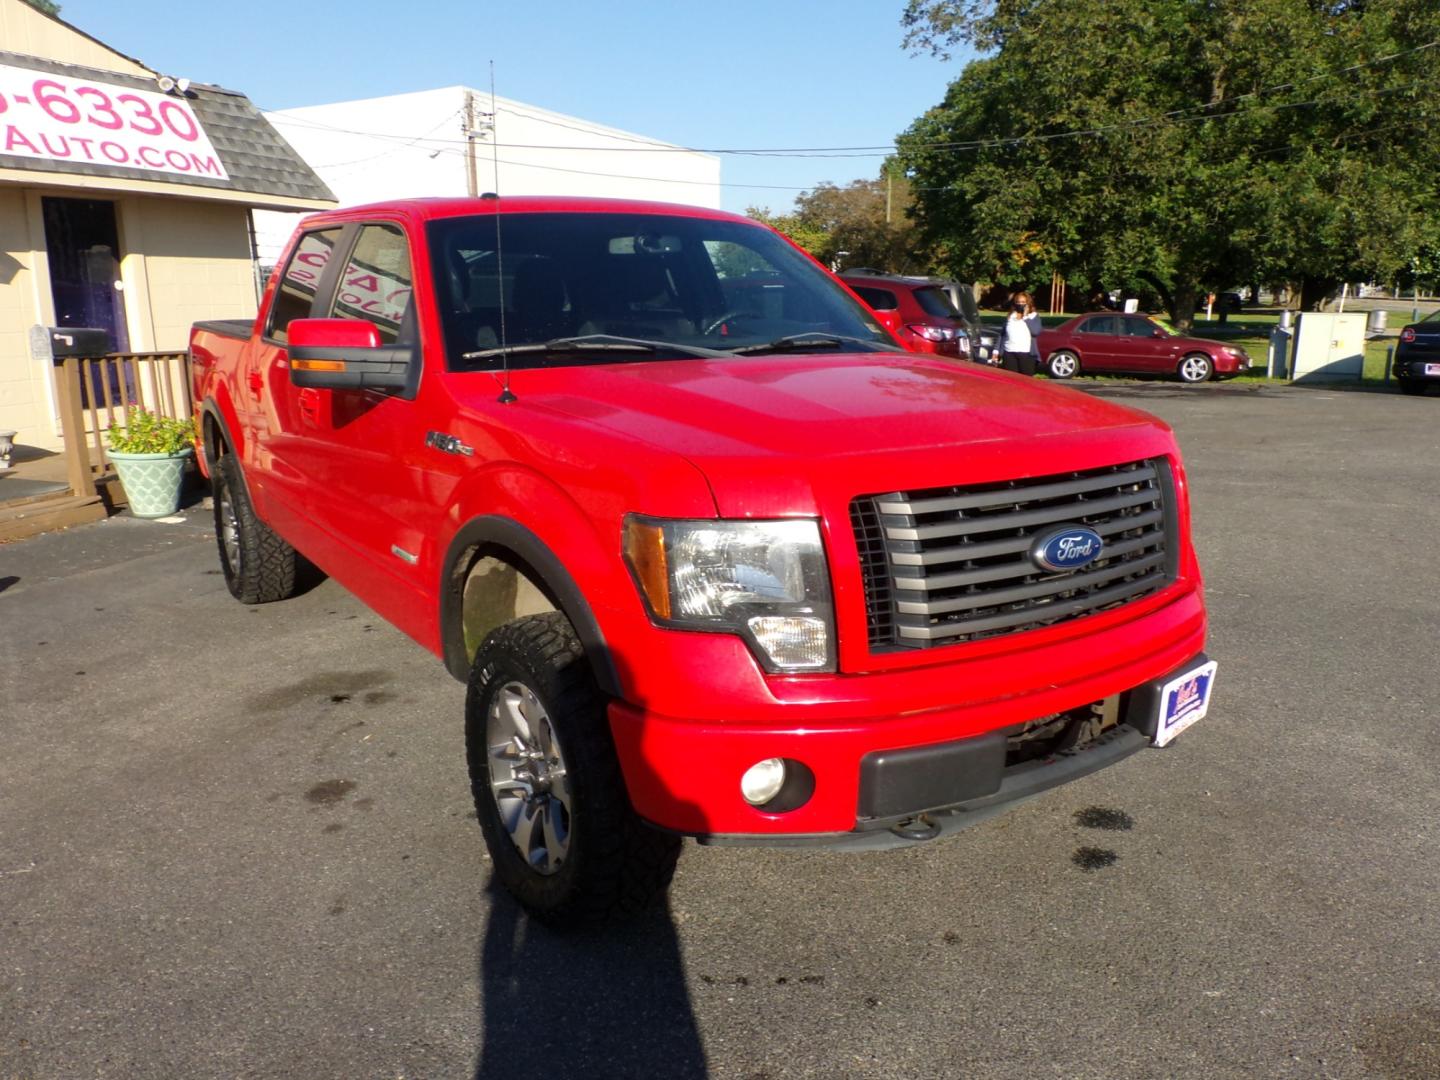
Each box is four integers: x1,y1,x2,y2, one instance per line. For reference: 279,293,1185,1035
54,0,970,213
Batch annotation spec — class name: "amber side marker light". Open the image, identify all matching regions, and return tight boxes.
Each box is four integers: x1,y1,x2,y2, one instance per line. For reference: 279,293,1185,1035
290,359,347,372
623,518,671,620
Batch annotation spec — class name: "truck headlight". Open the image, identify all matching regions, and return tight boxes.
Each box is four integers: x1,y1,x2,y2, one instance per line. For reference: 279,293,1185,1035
623,516,835,673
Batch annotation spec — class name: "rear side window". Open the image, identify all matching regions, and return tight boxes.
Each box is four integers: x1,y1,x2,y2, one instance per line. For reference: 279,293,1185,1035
853,286,898,311
1081,316,1117,335
266,228,342,344
913,286,959,318
329,224,414,345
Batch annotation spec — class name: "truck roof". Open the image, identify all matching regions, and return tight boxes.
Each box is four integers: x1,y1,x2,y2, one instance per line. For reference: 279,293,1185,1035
297,195,753,227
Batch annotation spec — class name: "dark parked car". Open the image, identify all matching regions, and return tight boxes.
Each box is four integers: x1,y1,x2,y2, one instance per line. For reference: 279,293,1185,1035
840,271,997,363
1041,313,1251,383
1394,312,1440,395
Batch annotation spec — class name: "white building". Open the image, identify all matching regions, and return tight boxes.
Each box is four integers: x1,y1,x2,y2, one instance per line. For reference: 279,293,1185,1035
254,87,721,265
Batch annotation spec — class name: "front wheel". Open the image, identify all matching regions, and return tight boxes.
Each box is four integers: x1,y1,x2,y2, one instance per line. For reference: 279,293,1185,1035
1047,350,1080,379
212,453,300,604
466,612,681,927
1178,353,1214,383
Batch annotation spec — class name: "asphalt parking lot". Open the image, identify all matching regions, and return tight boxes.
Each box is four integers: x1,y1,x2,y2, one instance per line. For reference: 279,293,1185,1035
2,382,1438,1080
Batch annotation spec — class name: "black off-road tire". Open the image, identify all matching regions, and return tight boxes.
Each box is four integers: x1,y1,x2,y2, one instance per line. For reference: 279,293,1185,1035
466,612,681,927
212,453,300,605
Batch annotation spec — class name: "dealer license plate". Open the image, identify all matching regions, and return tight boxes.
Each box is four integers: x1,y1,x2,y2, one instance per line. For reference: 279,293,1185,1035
1424,363,1440,376
1154,660,1218,747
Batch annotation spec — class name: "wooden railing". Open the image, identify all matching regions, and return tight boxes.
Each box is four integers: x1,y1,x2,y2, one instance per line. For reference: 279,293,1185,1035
53,351,192,499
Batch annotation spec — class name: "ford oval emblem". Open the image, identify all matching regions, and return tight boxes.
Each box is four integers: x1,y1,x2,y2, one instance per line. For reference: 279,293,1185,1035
1030,526,1104,572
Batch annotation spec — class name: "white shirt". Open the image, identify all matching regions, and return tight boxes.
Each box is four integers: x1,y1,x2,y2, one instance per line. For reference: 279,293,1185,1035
1003,313,1032,353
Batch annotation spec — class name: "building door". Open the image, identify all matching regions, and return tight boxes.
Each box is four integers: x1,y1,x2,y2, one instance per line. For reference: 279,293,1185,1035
42,197,130,352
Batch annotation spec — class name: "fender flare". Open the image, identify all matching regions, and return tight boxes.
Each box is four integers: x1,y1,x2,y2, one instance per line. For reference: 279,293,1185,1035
439,515,622,698
197,398,253,502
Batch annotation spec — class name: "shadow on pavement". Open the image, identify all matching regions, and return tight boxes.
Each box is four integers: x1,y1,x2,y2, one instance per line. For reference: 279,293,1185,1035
475,879,707,1080
0,575,17,594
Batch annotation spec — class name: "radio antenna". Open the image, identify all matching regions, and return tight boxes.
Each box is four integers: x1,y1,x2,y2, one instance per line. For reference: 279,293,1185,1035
485,61,516,404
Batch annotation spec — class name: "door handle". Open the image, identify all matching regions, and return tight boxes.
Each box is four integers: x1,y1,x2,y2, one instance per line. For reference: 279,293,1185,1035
298,387,321,426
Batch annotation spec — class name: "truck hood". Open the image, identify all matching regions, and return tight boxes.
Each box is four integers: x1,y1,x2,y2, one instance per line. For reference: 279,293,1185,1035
509,354,1176,516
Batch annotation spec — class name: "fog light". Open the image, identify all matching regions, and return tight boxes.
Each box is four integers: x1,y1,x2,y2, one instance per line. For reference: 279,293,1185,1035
740,757,787,806
747,615,829,671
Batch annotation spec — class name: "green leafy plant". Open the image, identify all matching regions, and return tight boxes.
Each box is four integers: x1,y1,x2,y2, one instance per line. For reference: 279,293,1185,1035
107,407,196,456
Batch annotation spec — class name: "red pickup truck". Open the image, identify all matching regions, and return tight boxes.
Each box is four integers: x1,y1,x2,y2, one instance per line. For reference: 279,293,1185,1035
191,196,1215,925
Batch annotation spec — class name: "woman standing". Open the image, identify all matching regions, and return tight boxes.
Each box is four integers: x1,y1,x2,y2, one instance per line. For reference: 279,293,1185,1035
1000,291,1043,376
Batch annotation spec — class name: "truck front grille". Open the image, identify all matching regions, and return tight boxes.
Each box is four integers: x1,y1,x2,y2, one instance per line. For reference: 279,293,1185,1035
852,459,1176,649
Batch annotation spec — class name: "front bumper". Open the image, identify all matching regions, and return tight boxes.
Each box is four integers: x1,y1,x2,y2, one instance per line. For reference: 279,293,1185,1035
608,590,1206,840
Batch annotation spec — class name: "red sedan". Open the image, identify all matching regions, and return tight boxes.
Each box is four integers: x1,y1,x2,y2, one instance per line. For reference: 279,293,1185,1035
1041,313,1251,382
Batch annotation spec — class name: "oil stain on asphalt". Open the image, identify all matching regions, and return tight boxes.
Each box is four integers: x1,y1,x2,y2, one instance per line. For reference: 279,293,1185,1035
1074,806,1135,831
1072,846,1119,871
305,779,357,805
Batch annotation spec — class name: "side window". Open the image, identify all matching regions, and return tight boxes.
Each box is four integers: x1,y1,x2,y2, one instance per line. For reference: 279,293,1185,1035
1081,316,1117,335
266,228,342,343
329,224,414,345
853,287,899,311
1123,318,1157,337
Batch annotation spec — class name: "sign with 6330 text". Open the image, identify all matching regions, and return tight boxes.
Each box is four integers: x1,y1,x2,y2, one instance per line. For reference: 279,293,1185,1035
0,63,228,181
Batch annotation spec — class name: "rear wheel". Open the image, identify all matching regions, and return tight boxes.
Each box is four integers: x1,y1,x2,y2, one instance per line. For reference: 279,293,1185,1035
212,454,299,604
466,612,681,926
1399,379,1429,396
1178,353,1213,383
1047,350,1080,379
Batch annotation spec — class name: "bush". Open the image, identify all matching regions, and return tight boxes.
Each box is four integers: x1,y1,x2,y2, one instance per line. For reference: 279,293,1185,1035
107,407,196,455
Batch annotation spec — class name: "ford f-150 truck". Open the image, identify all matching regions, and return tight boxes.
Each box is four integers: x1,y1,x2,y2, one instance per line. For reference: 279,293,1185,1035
190,196,1216,925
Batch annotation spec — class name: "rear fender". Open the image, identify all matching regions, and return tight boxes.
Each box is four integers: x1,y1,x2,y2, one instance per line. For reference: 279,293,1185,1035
198,393,244,481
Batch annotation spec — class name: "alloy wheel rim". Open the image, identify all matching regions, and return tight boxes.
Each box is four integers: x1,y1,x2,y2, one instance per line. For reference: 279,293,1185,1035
487,681,572,875
220,492,241,575
1053,353,1077,377
1182,357,1209,381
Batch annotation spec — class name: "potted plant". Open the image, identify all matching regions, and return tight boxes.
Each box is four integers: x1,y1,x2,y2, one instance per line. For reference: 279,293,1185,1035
105,407,197,518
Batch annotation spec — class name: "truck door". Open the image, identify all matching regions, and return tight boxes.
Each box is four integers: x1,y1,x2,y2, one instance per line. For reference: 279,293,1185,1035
243,226,344,551
277,222,439,634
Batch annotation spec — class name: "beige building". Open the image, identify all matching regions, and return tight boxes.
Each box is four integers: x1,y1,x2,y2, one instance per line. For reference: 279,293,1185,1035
0,0,333,451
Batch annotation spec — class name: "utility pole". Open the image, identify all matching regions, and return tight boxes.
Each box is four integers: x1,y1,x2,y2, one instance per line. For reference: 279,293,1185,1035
463,90,478,197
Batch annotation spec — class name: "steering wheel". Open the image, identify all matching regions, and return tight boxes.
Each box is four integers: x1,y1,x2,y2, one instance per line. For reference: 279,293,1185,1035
700,310,749,336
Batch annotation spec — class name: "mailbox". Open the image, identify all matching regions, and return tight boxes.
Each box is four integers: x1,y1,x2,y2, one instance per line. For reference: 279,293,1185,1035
47,327,111,358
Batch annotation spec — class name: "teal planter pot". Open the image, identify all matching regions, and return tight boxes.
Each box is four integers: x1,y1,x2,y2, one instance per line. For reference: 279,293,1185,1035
108,447,193,518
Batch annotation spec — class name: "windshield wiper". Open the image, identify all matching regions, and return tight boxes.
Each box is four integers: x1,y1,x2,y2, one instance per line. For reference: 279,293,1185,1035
727,332,901,356
462,334,732,362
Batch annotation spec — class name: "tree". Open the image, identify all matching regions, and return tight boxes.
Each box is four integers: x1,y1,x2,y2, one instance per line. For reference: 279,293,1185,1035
24,1,62,15
749,165,940,272
896,0,1440,325
744,206,832,264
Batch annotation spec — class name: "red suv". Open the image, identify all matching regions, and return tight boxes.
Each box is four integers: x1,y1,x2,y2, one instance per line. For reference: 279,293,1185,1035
841,271,988,361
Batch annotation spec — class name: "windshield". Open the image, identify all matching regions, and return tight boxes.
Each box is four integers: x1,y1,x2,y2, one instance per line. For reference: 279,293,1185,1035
913,286,961,319
427,212,896,370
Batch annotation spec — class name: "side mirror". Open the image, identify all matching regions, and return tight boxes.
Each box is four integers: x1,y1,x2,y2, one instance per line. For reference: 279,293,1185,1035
288,318,417,396
1152,329,1167,338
